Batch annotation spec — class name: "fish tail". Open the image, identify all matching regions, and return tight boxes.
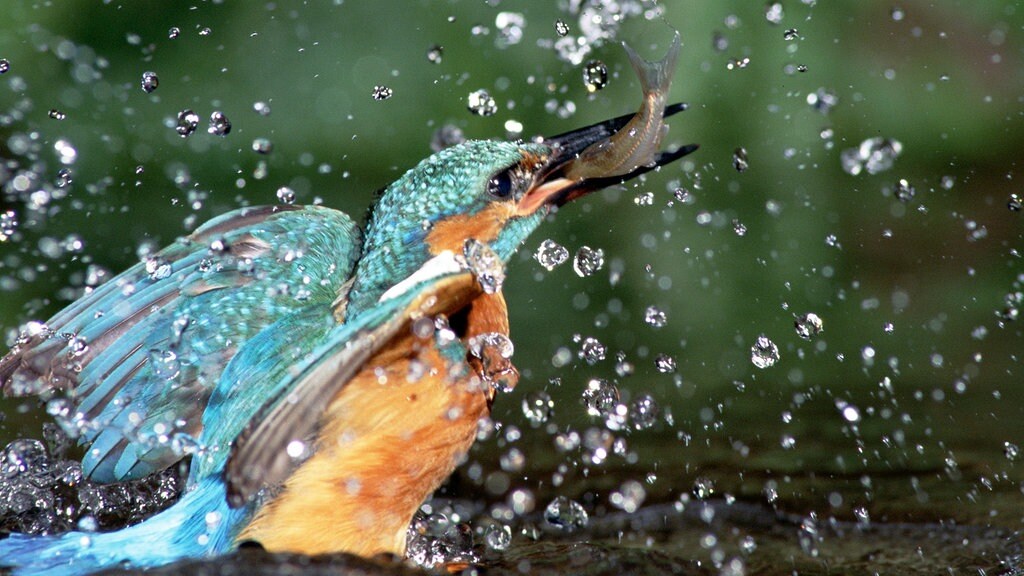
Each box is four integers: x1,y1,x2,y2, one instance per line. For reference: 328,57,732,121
622,31,681,97
0,477,250,575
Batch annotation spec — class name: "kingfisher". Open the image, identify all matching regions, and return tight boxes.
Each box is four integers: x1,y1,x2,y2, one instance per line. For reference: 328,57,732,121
0,34,695,574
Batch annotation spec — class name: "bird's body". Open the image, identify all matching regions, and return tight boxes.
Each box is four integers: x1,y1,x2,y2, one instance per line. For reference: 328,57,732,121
0,37,696,575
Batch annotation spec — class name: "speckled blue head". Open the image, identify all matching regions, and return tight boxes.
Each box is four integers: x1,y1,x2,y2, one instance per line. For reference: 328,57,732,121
345,140,553,317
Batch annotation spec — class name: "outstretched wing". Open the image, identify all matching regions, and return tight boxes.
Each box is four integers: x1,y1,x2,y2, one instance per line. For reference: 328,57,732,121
190,251,482,506
0,205,362,483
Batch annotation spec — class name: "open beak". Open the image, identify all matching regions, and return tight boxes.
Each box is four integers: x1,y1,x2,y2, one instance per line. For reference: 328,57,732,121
518,102,699,214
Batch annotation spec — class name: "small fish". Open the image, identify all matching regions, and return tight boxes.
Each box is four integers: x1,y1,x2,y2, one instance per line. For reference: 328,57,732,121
564,32,681,181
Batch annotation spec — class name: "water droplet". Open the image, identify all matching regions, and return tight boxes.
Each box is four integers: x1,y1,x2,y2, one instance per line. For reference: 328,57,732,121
276,186,296,204
750,335,780,368
48,109,66,120
693,477,715,499
208,111,231,136
840,137,903,175
631,394,659,429
485,523,512,550
252,138,273,154
467,89,498,116
371,85,393,101
784,28,799,41
495,12,525,47
572,246,604,277
798,514,821,557
0,59,9,74
56,168,72,188
633,191,654,206
1004,442,1019,460
253,101,271,116
554,19,570,37
430,124,464,152
733,219,747,236
145,256,172,280
654,354,676,374
610,480,646,513
534,239,569,271
806,87,839,114
175,109,200,137
712,31,729,52
149,349,181,381
426,45,443,64
140,71,159,93
726,57,751,70
0,210,17,242
522,391,553,425
168,27,181,39
764,2,784,24
583,60,608,92
883,322,895,334
644,306,667,328
582,378,618,416
1008,193,1022,212
578,337,606,364
891,6,905,21
794,313,823,339
463,238,505,294
894,178,915,202
544,496,588,531
733,148,749,172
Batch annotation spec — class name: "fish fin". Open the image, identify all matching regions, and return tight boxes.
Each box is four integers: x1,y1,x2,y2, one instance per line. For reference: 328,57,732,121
622,31,681,96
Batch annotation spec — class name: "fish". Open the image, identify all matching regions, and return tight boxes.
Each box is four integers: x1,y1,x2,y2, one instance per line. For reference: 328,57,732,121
563,32,681,181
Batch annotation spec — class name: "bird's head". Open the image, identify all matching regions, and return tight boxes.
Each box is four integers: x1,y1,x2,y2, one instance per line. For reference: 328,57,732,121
345,107,697,318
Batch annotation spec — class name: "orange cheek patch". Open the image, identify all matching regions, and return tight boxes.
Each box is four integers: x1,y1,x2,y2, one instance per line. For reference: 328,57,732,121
424,203,517,255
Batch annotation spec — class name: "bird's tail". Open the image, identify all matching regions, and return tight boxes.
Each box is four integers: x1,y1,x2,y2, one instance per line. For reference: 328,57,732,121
0,476,251,576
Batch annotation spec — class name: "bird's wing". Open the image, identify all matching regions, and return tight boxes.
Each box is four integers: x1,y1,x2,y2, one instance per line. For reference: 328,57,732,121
205,250,482,507
0,205,361,483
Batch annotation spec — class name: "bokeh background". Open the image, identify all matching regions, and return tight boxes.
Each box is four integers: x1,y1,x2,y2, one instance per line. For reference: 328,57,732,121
0,0,1021,555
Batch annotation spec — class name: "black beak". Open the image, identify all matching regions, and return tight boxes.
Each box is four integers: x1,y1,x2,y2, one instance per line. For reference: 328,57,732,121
536,102,699,206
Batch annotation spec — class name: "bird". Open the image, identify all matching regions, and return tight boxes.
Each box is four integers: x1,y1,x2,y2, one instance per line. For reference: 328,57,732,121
0,35,696,575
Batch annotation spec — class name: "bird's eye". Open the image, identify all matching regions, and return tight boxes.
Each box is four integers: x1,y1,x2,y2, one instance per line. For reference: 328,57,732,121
486,170,515,199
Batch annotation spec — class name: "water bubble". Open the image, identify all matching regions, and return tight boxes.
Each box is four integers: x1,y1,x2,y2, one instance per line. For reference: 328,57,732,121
733,148,749,172
794,313,823,339
168,27,181,39
644,305,667,328
430,124,464,152
784,28,799,41
543,496,588,531
634,191,654,206
534,239,569,271
0,59,9,73
484,523,511,550
48,109,66,120
572,246,604,277
175,109,200,137
836,400,861,423
252,138,273,154
894,178,915,202
522,391,553,425
371,85,393,101
891,6,905,21
583,60,608,92
426,45,443,64
764,2,784,24
1008,193,1022,212
750,335,780,368
276,186,296,204
807,87,839,114
140,71,159,93
712,31,729,52
578,337,606,364
554,19,570,37
582,378,619,417
727,57,751,70
463,238,505,294
841,137,903,175
253,101,271,116
467,89,498,116
610,480,646,513
208,111,231,136
654,354,676,374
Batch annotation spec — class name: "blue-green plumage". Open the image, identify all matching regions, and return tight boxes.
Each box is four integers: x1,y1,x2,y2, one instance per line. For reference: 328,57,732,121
0,44,696,571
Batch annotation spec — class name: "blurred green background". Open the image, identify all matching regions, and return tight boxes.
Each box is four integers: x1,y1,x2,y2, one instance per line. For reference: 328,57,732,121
0,0,1021,525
